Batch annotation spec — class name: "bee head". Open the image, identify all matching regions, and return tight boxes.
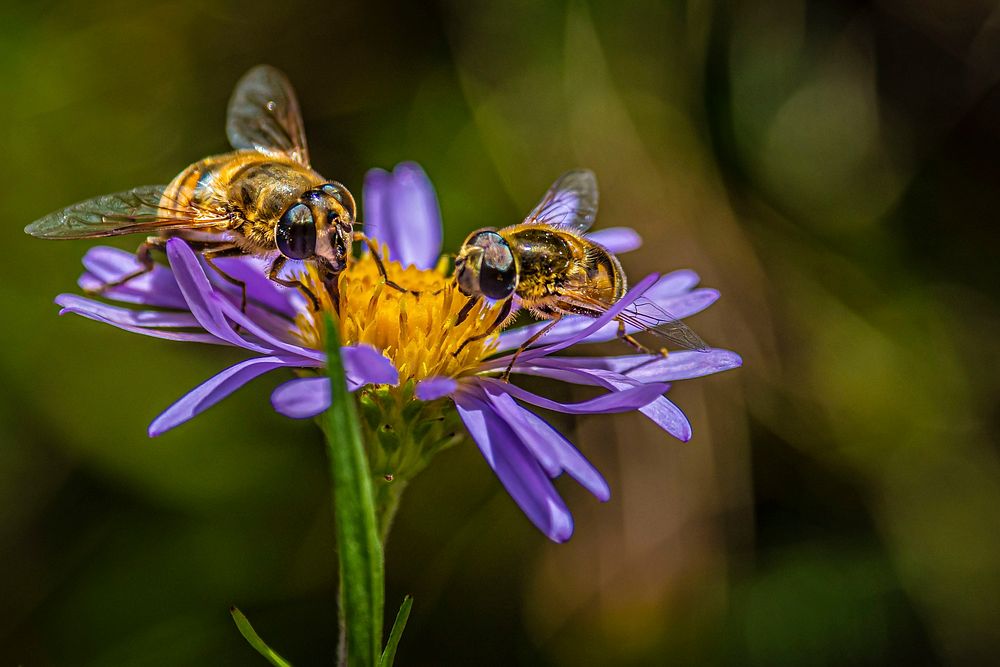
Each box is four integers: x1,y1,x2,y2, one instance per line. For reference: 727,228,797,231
455,229,517,300
276,182,356,275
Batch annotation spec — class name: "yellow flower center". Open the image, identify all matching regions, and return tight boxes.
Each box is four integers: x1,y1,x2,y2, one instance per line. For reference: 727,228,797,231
294,250,508,382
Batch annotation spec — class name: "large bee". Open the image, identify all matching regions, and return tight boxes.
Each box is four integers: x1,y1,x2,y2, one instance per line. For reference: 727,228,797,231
25,65,388,309
453,170,709,374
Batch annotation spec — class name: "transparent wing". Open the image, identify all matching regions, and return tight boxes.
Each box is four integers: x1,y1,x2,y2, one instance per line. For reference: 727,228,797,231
556,286,710,352
618,296,710,352
226,64,310,166
523,169,599,233
24,186,230,239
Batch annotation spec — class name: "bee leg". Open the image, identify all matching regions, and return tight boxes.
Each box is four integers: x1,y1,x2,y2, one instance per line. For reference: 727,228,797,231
452,298,511,357
616,319,669,375
321,271,342,314
454,296,480,327
90,238,162,293
202,247,249,313
352,233,416,295
267,256,320,311
500,315,562,382
616,319,657,355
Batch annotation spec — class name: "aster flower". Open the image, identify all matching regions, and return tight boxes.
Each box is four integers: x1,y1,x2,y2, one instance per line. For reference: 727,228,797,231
55,162,741,542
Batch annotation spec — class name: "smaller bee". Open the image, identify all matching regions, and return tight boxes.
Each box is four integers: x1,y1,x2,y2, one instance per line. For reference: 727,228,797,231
453,170,708,375
25,65,396,309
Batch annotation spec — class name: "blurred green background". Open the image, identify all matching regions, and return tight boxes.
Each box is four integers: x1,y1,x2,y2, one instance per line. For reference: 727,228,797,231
2,0,999,664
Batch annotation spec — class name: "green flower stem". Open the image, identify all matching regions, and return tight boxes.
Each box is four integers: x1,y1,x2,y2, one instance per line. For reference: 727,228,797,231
323,315,383,666
373,478,408,543
359,384,466,547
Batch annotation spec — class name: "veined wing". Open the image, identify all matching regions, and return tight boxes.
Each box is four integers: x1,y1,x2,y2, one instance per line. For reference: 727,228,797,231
24,185,230,239
226,64,310,166
522,169,599,234
619,296,710,352
561,290,709,353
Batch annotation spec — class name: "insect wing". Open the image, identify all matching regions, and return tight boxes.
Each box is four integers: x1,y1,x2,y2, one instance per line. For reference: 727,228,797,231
618,297,710,352
226,64,310,166
24,185,229,239
523,169,599,233
555,285,708,353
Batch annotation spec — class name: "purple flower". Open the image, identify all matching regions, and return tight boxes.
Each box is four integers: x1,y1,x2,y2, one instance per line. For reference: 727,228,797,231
56,161,741,542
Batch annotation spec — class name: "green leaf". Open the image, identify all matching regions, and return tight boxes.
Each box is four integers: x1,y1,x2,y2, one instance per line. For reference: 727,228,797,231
324,315,384,666
379,596,413,667
229,606,293,667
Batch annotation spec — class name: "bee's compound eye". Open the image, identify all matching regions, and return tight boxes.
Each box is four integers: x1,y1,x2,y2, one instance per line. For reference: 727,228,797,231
322,182,356,220
321,183,342,201
276,203,317,259
478,239,516,300
479,260,516,300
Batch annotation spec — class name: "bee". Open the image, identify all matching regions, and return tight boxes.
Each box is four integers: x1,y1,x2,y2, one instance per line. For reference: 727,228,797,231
453,169,709,376
25,65,394,309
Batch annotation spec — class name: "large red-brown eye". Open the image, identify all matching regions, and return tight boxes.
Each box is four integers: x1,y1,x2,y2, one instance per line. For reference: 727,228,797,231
276,203,316,259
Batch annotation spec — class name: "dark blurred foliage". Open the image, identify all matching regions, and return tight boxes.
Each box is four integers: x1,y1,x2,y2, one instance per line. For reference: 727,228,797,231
1,0,998,665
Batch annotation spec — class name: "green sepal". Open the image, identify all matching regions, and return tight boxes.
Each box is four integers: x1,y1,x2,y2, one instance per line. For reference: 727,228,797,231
376,425,402,453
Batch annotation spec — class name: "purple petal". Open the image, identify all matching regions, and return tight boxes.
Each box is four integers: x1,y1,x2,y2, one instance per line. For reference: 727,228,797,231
492,273,660,362
415,376,458,401
363,162,442,269
655,289,720,319
57,298,225,345
493,267,711,353
165,239,269,352
455,392,574,542
494,286,718,353
481,385,609,501
271,377,329,419
149,355,300,436
585,227,642,254
495,317,587,353
80,246,186,309
212,295,323,362
507,364,691,441
341,344,399,388
362,168,392,246
523,272,662,357
516,349,742,382
636,395,692,442
207,255,304,318
81,244,147,277
477,377,667,414
620,349,742,381
646,269,701,299
55,294,199,328
270,345,398,419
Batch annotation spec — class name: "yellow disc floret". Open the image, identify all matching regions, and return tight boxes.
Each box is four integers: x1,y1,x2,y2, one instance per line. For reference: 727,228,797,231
294,249,508,382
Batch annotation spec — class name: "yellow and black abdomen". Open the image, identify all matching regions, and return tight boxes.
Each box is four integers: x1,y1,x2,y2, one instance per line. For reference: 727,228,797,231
505,224,627,319
580,240,626,303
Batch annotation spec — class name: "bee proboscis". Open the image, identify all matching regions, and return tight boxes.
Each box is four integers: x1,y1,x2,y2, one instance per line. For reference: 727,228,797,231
453,169,709,376
25,65,394,309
